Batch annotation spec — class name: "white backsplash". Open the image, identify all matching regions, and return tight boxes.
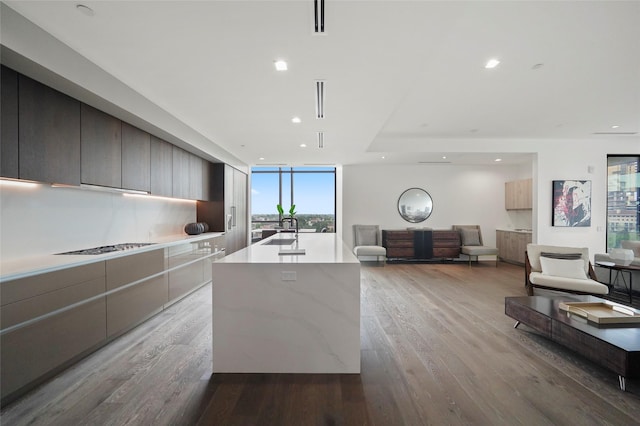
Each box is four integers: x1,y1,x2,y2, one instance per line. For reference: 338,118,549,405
0,183,196,260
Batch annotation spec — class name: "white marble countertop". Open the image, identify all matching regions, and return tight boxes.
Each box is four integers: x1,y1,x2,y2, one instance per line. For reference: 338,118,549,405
496,228,533,234
0,232,225,282
219,233,359,264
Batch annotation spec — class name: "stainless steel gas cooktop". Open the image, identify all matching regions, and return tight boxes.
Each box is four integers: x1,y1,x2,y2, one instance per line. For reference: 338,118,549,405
56,243,156,255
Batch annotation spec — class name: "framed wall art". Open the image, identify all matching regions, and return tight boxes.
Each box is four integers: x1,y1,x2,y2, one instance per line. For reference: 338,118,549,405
552,180,591,227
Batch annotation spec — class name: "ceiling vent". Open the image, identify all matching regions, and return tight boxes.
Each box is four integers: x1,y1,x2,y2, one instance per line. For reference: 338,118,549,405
314,0,325,33
592,132,637,135
317,131,325,148
315,80,325,119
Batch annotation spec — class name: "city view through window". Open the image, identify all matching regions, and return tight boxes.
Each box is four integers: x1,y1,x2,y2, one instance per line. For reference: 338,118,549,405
251,167,336,239
607,156,640,249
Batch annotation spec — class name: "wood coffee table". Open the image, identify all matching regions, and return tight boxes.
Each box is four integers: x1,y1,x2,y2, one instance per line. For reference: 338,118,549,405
505,295,640,391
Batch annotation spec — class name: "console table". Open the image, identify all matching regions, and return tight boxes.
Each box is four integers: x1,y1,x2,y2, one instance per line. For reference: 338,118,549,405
505,295,640,391
382,229,460,261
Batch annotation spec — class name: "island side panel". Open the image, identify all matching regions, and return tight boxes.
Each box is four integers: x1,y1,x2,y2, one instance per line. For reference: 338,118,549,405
211,262,360,373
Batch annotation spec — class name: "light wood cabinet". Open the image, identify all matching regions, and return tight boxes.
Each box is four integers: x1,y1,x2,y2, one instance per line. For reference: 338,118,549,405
1,65,19,178
18,73,81,185
505,178,532,210
0,263,106,400
105,249,167,338
496,230,532,265
81,104,122,188
121,122,151,192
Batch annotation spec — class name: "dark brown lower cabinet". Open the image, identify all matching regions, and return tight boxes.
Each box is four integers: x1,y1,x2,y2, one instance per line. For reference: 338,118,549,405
383,229,461,261
0,263,106,402
0,234,225,404
105,249,167,338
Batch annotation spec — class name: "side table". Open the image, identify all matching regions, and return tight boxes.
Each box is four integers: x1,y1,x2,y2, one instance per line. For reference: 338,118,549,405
595,261,639,303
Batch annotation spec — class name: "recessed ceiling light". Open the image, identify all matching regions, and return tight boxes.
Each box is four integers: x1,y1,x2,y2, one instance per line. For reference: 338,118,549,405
259,157,265,160
381,156,386,159
300,144,307,148
485,59,500,69
76,4,94,16
495,158,502,162
291,117,301,124
274,60,288,71
611,125,620,129
442,156,447,159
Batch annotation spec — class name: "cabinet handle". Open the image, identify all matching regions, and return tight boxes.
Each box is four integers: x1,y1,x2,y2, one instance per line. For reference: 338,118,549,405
231,206,236,227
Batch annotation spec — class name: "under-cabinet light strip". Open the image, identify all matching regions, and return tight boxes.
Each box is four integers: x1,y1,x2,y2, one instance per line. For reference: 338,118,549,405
0,178,39,188
123,193,196,203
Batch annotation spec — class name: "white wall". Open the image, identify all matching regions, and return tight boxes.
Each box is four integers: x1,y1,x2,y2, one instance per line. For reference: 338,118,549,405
342,163,528,250
0,183,195,260
341,138,639,263
534,139,638,259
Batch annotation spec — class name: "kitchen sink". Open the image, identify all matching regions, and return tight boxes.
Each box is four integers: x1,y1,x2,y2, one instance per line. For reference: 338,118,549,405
262,238,296,246
56,242,156,255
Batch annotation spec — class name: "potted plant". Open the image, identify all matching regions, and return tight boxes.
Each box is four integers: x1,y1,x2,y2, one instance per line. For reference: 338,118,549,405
277,204,296,229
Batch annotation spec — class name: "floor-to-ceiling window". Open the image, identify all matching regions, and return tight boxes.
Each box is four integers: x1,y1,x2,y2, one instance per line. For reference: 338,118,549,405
607,155,640,250
251,167,336,238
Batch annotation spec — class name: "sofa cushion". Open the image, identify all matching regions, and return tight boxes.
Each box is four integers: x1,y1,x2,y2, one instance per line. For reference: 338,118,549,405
461,246,498,256
529,272,609,294
355,226,378,246
460,228,481,246
621,240,640,258
354,246,386,257
540,252,582,260
527,244,590,274
540,257,588,280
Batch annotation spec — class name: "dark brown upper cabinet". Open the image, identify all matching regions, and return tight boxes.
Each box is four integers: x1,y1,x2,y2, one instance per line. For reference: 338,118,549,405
189,154,203,200
121,122,151,192
201,160,212,202
150,136,173,197
18,74,81,185
81,104,122,188
172,146,190,199
1,66,19,179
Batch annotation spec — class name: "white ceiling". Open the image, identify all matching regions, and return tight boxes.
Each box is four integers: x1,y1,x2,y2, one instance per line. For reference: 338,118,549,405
3,1,639,167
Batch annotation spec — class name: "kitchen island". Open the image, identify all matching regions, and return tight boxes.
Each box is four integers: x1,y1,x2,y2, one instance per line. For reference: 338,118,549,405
212,232,361,373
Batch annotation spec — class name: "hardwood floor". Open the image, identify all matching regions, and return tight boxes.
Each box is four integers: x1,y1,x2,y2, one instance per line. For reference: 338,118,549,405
2,262,639,425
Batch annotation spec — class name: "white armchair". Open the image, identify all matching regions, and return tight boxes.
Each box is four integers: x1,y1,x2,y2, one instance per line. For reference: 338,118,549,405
525,244,609,296
353,224,386,264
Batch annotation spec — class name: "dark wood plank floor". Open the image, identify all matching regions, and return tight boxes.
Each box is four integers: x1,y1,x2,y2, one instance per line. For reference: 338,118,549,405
2,262,639,425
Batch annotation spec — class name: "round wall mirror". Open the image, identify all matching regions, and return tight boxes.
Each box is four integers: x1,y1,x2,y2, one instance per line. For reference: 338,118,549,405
397,188,433,223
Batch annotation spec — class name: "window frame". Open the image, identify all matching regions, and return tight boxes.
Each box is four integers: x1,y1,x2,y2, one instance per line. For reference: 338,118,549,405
606,155,640,250
251,166,337,233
